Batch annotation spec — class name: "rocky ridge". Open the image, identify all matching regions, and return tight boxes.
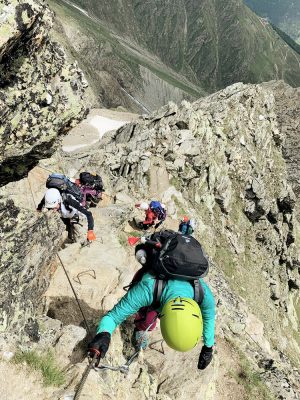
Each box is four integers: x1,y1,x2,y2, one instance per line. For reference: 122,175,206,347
81,81,300,398
1,82,300,399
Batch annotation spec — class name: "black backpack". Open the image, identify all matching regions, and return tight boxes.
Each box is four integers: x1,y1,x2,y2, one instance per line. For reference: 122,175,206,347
79,172,104,191
46,173,83,203
126,230,209,307
149,230,209,280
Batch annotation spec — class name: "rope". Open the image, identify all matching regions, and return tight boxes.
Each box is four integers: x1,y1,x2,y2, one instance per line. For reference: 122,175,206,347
56,253,91,335
35,164,55,174
27,176,37,209
74,354,97,400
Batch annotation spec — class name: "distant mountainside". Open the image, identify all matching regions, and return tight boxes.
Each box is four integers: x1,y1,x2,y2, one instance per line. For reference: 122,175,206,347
244,0,300,44
49,0,300,112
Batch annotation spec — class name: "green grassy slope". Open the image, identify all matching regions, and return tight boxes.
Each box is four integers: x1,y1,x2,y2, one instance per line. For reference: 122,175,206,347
244,0,300,44
48,0,205,112
69,0,300,91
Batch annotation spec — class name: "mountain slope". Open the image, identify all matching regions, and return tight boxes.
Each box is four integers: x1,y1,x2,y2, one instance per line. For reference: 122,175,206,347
47,0,300,113
48,0,206,113
66,0,300,91
244,0,300,44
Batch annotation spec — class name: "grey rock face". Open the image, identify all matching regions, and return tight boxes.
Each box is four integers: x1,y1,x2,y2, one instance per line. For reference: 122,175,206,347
0,0,87,334
0,0,88,185
0,197,64,334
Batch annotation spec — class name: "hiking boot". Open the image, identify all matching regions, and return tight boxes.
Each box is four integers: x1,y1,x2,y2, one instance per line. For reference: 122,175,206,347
133,329,149,350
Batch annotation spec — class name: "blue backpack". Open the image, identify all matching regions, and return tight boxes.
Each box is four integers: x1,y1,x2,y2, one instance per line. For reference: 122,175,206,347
46,173,83,203
149,201,166,221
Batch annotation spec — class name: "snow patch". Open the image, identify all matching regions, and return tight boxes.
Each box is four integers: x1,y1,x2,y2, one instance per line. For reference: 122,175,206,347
89,116,128,139
62,116,129,152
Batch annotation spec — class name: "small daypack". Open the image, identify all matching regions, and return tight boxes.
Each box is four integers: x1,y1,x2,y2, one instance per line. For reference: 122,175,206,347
125,230,209,307
79,172,104,191
149,201,166,221
46,173,83,203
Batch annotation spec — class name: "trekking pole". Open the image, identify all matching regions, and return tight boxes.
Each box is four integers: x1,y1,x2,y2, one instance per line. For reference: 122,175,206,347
56,253,91,335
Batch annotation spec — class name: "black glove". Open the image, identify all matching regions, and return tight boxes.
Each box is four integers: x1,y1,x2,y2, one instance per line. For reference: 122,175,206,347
198,345,213,370
88,332,111,361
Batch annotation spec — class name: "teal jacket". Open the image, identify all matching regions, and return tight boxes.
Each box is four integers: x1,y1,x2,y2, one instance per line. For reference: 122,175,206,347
97,273,215,347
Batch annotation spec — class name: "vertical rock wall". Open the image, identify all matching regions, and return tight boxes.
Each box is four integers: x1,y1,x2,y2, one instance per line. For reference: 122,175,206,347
0,0,88,335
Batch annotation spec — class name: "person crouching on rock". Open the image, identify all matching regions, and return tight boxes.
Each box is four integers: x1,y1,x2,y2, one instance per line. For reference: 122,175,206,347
37,188,96,242
135,201,167,230
88,258,215,370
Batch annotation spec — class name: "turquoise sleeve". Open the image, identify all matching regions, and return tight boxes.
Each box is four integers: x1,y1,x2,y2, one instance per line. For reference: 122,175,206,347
199,280,215,347
97,279,154,334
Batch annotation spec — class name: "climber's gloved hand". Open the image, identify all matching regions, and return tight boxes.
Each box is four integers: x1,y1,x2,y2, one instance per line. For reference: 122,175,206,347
198,345,213,370
87,230,96,241
88,332,111,364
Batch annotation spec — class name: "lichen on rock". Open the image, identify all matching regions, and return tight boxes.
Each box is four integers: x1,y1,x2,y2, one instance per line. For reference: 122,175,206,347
0,0,88,185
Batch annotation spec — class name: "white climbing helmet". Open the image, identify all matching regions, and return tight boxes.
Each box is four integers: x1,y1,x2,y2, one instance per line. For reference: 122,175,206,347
45,188,62,208
139,202,149,211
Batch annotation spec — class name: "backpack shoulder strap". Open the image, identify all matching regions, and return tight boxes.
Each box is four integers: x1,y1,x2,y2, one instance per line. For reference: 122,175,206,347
62,193,74,212
193,279,204,304
152,278,167,309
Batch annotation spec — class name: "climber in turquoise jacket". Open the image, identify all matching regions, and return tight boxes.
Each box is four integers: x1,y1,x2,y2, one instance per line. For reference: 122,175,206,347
88,272,215,370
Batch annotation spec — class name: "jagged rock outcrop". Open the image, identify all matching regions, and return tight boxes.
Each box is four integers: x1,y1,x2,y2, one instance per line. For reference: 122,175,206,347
0,170,65,335
0,0,87,334
0,0,88,185
267,81,300,201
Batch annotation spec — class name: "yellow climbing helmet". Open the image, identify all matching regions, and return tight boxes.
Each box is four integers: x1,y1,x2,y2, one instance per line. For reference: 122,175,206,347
160,297,203,352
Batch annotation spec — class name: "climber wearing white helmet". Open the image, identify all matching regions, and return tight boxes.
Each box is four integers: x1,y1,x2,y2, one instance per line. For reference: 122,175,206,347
135,200,167,230
44,188,62,209
37,188,96,242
